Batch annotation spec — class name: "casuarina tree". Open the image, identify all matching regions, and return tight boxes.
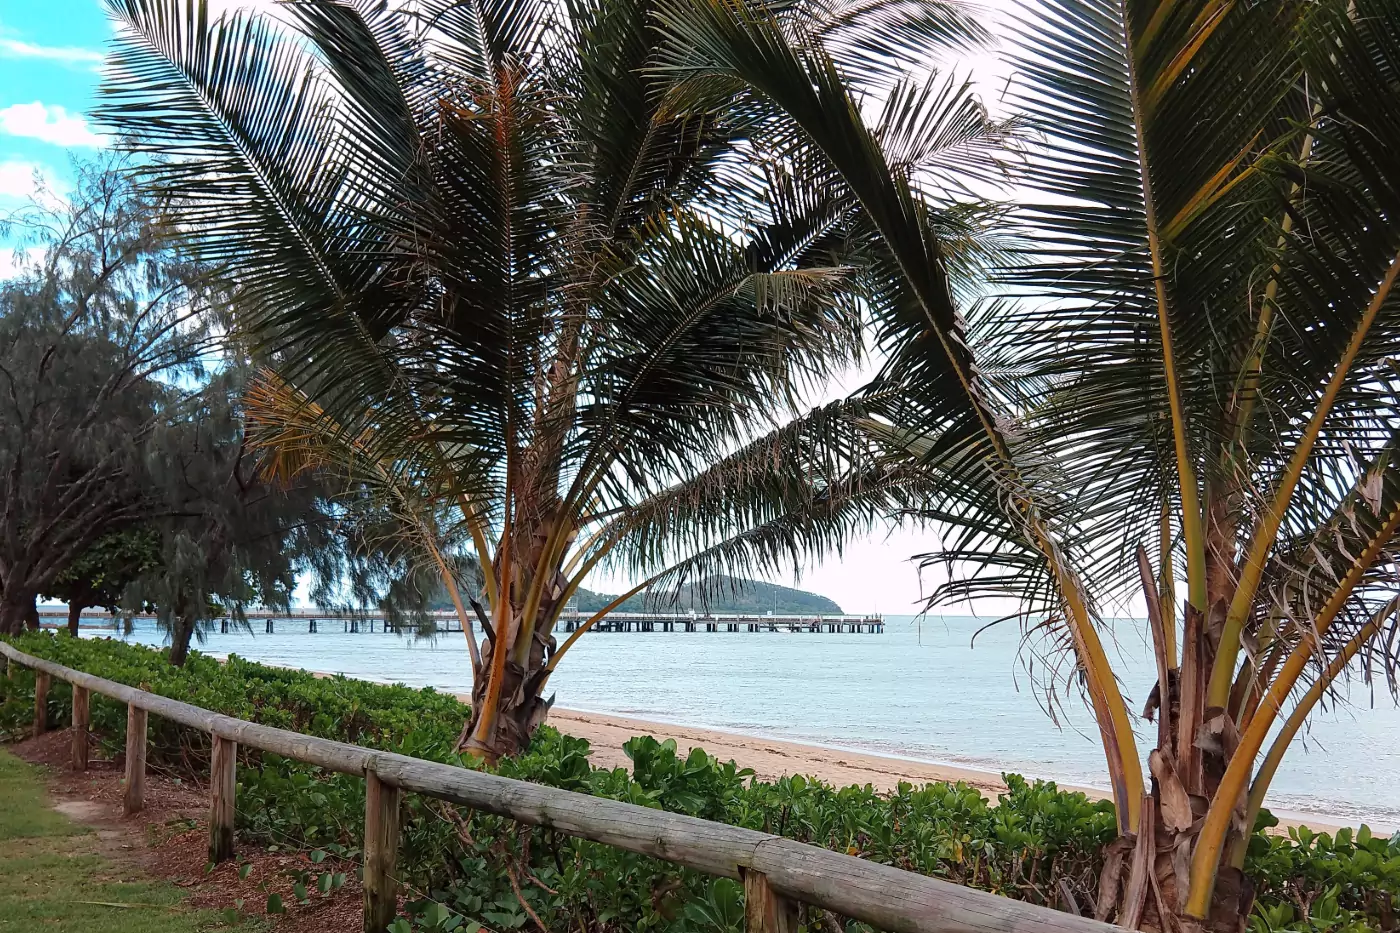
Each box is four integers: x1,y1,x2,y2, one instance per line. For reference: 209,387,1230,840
127,362,342,665
0,160,218,635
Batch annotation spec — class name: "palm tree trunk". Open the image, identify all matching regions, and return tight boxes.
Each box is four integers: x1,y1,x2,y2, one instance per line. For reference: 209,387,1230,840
459,596,560,761
1096,544,1254,933
1097,763,1255,933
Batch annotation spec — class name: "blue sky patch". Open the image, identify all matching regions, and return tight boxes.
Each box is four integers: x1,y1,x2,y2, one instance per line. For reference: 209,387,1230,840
0,1,114,206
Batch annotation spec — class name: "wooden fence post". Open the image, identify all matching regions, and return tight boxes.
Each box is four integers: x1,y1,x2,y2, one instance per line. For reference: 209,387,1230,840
744,869,797,933
71,685,90,770
124,703,148,815
33,671,49,738
363,769,402,933
208,735,237,863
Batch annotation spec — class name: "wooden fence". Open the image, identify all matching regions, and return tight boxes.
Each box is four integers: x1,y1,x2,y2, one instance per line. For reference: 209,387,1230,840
0,641,1122,933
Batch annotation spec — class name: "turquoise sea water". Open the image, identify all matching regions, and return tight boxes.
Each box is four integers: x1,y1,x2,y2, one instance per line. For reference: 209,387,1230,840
93,614,1398,829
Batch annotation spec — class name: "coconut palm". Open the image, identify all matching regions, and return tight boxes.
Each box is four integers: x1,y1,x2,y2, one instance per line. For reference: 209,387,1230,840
97,0,1012,760
653,0,1400,928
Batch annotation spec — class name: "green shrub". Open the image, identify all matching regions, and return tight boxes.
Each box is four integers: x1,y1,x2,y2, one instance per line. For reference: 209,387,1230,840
3,633,1395,932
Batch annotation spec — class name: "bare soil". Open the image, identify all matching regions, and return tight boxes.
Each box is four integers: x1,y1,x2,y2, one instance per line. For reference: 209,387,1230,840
9,726,375,933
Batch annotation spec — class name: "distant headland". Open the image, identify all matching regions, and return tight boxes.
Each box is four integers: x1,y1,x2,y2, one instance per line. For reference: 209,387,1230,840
573,575,843,615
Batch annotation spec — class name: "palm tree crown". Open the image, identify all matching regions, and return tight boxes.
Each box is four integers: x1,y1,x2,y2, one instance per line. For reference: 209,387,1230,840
98,0,1010,757
652,0,1400,926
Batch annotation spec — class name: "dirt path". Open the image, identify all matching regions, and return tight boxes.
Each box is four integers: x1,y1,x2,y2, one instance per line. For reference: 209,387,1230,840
6,730,366,933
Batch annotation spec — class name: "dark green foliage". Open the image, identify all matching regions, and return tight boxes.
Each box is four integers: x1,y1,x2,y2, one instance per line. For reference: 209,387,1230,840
1247,815,1400,933
3,634,1394,932
0,159,215,635
40,528,162,633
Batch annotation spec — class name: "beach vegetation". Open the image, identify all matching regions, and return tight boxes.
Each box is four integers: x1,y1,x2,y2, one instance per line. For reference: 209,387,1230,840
649,0,1400,927
3,634,1396,933
93,0,1013,760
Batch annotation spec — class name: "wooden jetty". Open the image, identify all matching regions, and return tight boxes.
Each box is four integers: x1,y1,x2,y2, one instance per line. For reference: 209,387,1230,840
563,612,884,634
37,607,883,635
1,640,1120,933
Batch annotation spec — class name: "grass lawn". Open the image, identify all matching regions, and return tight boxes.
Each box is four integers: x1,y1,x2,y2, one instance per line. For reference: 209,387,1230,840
0,748,250,932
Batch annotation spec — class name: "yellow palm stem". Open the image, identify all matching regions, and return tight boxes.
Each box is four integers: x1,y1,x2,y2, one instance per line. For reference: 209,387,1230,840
1230,113,1317,455
1239,636,1287,732
1159,501,1178,668
563,520,615,579
1141,0,1236,114
1032,524,1144,832
1209,249,1400,709
458,493,497,612
469,437,517,754
1231,601,1394,870
1119,0,1207,611
513,514,574,666
1186,500,1400,917
426,532,481,673
542,577,658,683
1226,614,1276,723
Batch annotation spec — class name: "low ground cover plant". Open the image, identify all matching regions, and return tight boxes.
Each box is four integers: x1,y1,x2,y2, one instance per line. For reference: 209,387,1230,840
2,634,1395,932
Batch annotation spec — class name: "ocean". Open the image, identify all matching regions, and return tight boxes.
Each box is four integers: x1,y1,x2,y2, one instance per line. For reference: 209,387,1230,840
92,614,1398,830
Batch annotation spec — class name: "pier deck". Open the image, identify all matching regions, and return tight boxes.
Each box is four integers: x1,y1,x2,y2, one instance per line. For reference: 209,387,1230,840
37,607,884,635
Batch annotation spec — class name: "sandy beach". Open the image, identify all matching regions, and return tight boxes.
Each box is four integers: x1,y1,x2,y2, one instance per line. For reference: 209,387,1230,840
546,707,1363,833
550,707,1064,797
299,665,1370,833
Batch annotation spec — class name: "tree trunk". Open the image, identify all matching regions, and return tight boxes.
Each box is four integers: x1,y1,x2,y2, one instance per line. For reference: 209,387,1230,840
1097,602,1253,933
458,599,560,761
1097,817,1253,933
67,600,87,637
0,589,38,637
168,616,194,666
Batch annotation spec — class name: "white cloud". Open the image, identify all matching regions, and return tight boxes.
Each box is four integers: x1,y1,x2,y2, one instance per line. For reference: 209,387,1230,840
0,246,45,281
0,159,67,205
0,102,109,149
0,160,42,198
0,37,103,68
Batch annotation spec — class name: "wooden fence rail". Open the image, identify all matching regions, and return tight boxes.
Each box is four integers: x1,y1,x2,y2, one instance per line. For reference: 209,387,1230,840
0,641,1122,933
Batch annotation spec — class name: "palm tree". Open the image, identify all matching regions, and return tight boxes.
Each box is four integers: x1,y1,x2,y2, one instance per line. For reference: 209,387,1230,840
97,0,1011,760
654,0,1400,928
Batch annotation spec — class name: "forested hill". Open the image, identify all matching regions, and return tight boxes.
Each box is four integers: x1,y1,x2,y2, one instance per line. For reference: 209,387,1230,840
572,576,843,615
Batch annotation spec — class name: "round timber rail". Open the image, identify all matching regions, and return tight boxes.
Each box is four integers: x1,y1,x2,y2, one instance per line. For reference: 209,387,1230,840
0,640,1125,933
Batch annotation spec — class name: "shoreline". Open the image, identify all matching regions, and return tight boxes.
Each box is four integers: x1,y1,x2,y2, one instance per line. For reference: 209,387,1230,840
276,659,1390,833
544,707,1375,834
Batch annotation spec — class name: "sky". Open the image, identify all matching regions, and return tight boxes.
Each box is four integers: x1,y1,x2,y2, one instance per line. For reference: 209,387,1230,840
0,2,111,230
0,0,1036,618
